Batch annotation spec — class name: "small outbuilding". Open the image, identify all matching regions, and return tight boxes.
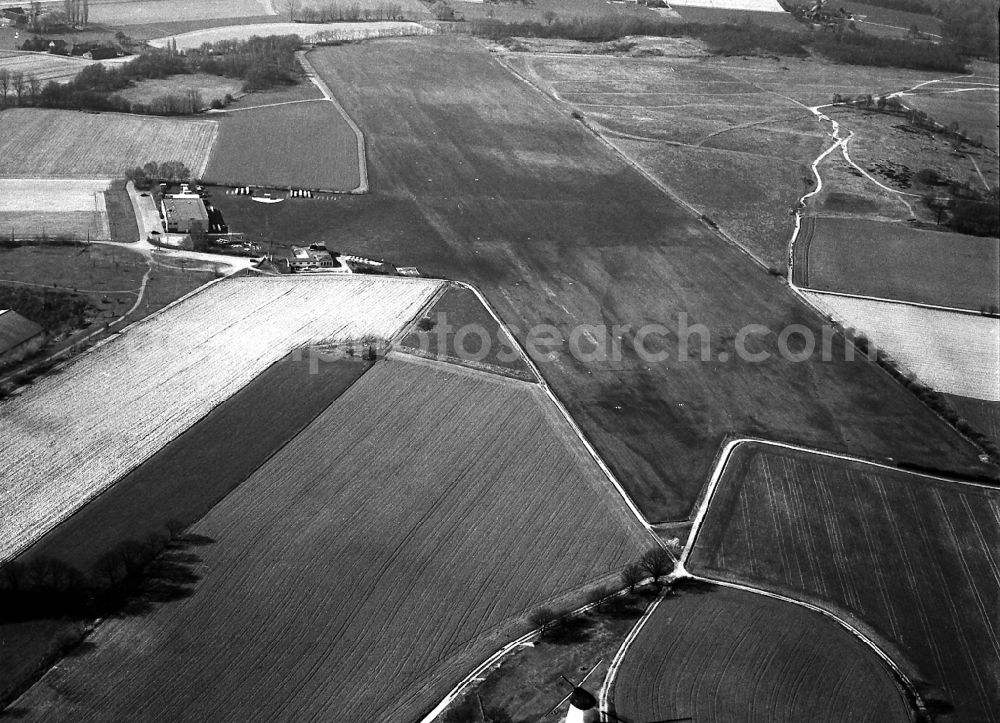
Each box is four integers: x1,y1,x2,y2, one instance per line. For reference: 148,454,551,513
0,309,45,367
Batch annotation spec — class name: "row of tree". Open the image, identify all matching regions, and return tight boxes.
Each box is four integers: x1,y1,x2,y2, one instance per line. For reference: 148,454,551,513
295,1,410,22
0,68,39,107
527,547,676,637
125,160,194,189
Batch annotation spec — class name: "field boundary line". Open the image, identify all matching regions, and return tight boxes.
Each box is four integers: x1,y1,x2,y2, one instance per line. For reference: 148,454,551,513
298,49,369,194
597,587,669,719
450,280,658,536
798,284,1000,318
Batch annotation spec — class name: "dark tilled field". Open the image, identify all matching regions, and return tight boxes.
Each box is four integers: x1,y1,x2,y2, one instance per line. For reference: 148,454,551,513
802,217,1000,311
610,584,912,723
222,36,990,522
203,100,360,191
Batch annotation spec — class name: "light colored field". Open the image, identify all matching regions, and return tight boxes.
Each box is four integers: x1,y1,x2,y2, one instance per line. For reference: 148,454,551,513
0,109,218,178
688,441,1000,722
149,20,432,50
87,0,274,25
115,73,242,105
667,0,784,10
0,275,442,563
0,51,93,84
11,355,654,721
0,178,111,240
801,217,1000,311
610,586,910,722
805,291,1000,400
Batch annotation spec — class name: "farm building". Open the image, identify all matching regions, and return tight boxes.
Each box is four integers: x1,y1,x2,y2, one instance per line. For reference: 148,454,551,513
161,193,209,234
0,309,44,367
286,245,342,272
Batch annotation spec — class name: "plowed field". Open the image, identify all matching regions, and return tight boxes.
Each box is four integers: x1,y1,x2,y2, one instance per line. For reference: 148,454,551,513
688,441,1000,722
10,356,654,721
610,585,911,723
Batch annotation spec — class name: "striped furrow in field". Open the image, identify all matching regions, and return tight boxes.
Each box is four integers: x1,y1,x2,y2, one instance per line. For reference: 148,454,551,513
931,489,1000,664
611,586,911,723
12,356,653,721
901,485,987,707
0,109,218,178
687,442,1000,723
0,276,442,563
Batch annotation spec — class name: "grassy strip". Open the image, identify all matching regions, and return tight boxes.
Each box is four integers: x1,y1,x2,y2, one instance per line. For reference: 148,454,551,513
105,180,140,244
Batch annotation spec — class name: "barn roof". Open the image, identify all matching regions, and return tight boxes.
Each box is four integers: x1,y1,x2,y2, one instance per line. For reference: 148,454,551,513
0,309,44,354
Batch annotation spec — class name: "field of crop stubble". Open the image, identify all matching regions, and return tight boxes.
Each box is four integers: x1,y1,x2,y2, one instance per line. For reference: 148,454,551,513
0,109,217,178
268,36,990,522
10,356,654,721
687,441,1000,721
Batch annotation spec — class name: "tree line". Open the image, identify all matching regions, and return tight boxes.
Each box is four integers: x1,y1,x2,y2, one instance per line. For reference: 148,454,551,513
296,1,410,22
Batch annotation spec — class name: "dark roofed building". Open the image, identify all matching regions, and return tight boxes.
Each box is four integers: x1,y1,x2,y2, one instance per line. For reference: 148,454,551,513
0,309,45,367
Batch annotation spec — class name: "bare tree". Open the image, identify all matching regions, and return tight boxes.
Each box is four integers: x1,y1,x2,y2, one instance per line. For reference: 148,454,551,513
621,562,644,594
529,606,558,635
0,68,10,107
640,547,674,586
27,73,40,104
277,0,299,21
11,71,25,105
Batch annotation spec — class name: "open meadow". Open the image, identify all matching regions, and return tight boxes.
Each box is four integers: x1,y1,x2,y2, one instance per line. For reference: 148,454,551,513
505,51,828,269
9,355,655,721
799,217,1000,311
218,35,990,523
0,276,441,563
204,100,359,191
115,73,243,107
86,0,275,25
805,290,1000,400
0,51,93,85
609,584,911,723
0,109,218,179
0,179,110,242
687,441,1000,721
